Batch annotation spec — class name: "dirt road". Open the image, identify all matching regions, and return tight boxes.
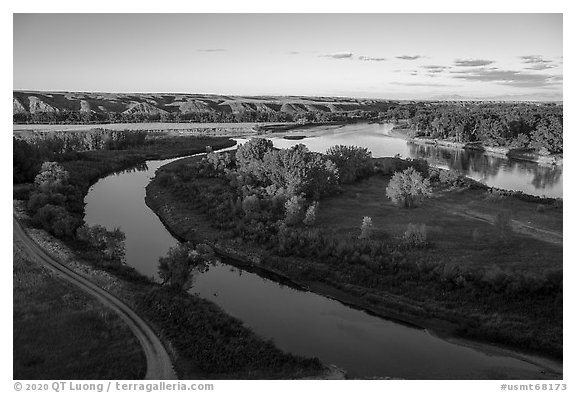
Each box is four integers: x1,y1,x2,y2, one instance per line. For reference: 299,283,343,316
13,217,177,380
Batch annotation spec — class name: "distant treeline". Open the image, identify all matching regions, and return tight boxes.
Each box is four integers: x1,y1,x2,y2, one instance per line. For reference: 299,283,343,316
13,108,380,125
14,101,563,153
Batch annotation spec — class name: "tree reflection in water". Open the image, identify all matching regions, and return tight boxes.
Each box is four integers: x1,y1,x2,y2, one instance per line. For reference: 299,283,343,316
406,143,562,197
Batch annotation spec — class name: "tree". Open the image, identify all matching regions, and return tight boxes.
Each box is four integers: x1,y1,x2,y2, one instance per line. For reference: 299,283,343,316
235,138,274,180
33,204,78,239
262,144,339,198
325,145,373,184
386,167,432,208
34,161,70,192
158,243,211,291
76,224,126,266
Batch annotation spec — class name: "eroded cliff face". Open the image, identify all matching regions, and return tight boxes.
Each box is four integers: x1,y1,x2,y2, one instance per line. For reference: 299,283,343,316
13,98,27,114
13,90,392,116
27,96,60,114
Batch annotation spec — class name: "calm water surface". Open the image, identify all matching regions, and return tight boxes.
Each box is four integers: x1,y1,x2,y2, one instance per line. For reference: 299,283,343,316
84,128,558,378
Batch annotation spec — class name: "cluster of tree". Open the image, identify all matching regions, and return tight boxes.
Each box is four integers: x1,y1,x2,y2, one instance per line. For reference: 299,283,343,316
383,103,563,154
13,130,148,183
26,162,82,239
157,147,562,311
325,145,373,184
155,143,440,292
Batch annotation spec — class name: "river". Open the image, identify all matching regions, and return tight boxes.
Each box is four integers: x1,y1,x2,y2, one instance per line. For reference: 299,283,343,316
261,123,562,198
84,123,560,379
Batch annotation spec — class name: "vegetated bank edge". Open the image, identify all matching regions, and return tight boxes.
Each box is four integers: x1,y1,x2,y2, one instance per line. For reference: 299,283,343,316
258,121,563,167
389,126,563,167
14,137,331,380
144,154,562,377
13,211,148,380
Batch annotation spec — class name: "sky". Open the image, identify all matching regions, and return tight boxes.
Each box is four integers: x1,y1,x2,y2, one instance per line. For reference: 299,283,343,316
13,13,563,100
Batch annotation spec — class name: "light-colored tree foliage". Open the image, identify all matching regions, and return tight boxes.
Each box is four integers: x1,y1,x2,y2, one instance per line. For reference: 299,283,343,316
386,167,432,208
235,138,274,180
34,162,70,193
359,216,373,239
303,202,319,226
284,195,305,226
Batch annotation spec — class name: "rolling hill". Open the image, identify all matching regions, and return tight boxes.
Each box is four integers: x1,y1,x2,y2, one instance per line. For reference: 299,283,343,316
13,91,395,117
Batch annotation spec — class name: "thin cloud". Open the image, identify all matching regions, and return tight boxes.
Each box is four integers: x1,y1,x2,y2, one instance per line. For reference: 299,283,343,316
287,51,300,55
390,82,454,87
197,49,227,53
396,55,422,60
454,59,494,67
519,55,553,64
358,56,386,62
319,52,353,59
421,65,451,74
451,68,562,88
525,64,558,71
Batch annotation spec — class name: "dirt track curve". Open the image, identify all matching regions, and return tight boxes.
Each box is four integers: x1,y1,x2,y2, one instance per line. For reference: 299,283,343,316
13,216,177,380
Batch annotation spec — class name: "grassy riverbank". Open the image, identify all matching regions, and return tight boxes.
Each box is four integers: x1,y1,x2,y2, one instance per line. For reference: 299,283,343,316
13,135,328,379
13,204,325,380
13,215,147,379
146,154,562,364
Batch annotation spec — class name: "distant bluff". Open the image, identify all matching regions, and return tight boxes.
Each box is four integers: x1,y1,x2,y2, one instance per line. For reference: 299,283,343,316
13,91,395,116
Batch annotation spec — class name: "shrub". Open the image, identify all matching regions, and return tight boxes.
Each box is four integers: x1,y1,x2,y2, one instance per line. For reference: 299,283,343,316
485,188,507,202
303,202,319,226
33,204,78,239
386,167,432,208
325,145,373,184
403,223,427,248
439,169,462,186
76,224,126,266
359,216,373,240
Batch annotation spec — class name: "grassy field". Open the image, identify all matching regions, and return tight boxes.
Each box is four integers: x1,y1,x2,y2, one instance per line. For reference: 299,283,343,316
146,155,562,358
13,237,146,379
317,175,562,273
